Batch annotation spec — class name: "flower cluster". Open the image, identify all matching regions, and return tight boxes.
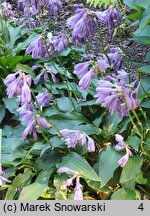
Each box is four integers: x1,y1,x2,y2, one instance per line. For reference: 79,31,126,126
57,167,83,200
26,32,68,59
74,61,98,90
18,106,52,140
48,32,68,52
115,134,132,167
18,0,62,17
95,7,122,41
67,8,97,42
4,71,32,105
95,72,139,119
26,36,47,59
33,64,57,84
59,129,95,152
0,1,14,18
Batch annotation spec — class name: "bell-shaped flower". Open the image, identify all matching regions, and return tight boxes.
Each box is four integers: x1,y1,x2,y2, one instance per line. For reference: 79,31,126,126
26,36,47,59
115,134,132,167
59,129,95,152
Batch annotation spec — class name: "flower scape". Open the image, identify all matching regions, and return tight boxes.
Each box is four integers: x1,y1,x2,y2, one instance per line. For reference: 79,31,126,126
0,0,150,200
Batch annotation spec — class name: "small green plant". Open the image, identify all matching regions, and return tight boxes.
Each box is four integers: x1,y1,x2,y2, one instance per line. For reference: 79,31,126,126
86,0,117,7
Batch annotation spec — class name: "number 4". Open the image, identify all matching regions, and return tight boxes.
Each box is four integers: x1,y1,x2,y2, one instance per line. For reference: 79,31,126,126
138,203,144,211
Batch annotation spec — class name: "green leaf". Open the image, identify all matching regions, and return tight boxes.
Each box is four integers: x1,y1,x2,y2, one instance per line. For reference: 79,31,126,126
56,97,78,112
88,181,112,193
111,188,137,200
2,126,28,164
15,63,35,78
98,146,123,187
5,170,32,200
58,48,71,56
103,112,121,134
146,51,150,62
140,97,150,108
120,156,143,183
0,106,5,123
59,152,99,181
34,150,63,171
54,174,68,200
126,136,141,151
136,171,147,184
86,0,115,8
137,65,150,74
124,0,150,9
49,112,89,133
3,97,19,114
19,168,55,200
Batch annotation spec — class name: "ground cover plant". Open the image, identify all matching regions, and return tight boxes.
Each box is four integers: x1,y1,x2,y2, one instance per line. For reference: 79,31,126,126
0,0,150,200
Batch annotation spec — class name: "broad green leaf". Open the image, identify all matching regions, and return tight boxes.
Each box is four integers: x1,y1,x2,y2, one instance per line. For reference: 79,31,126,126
0,106,5,123
3,97,19,114
98,146,123,187
140,98,150,108
5,170,32,200
124,0,150,9
19,168,55,200
120,156,143,183
136,171,147,185
56,97,78,112
59,152,99,181
126,136,141,151
88,181,112,193
34,150,63,171
58,48,71,56
54,174,68,200
48,112,89,133
111,188,137,200
137,65,150,74
2,126,28,163
103,112,121,134
15,63,35,78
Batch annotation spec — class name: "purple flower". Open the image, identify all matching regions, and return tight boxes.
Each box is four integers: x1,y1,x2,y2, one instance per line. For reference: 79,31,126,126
23,5,37,17
78,69,96,90
57,167,77,174
108,47,123,71
35,116,52,128
36,91,52,108
59,129,95,152
26,36,47,59
95,7,122,41
1,2,14,18
118,148,132,167
74,177,83,200
67,8,97,42
50,33,68,52
74,61,97,90
74,61,89,79
46,0,62,15
115,134,125,151
45,65,57,83
4,72,32,104
95,78,139,119
67,8,86,29
19,106,51,140
115,134,132,167
57,167,83,200
97,58,110,72
21,82,31,104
